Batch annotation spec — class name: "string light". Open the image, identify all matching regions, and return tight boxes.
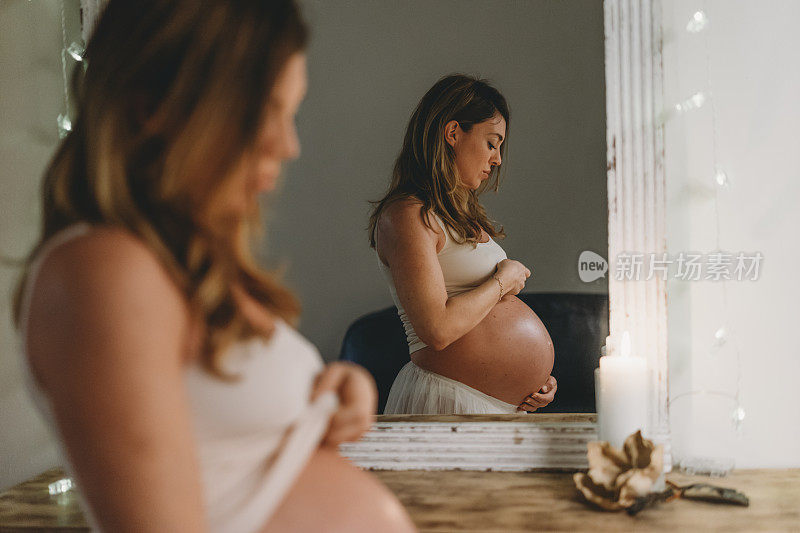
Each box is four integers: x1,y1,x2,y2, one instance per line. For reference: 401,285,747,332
57,0,72,138
66,42,85,62
56,114,72,139
658,90,707,125
48,477,74,496
699,2,745,434
666,4,745,471
730,406,746,431
686,10,709,33
714,166,730,188
713,325,727,347
674,90,708,114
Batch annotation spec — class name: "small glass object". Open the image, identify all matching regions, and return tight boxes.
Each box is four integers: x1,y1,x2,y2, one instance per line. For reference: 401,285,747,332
670,392,738,477
48,477,74,495
686,10,709,33
677,456,734,477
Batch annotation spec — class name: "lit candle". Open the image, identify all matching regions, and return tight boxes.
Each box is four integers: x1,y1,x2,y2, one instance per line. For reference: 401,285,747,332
595,331,648,448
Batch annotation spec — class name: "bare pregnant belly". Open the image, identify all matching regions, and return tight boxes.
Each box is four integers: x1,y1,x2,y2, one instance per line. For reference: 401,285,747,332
411,295,555,406
264,448,413,532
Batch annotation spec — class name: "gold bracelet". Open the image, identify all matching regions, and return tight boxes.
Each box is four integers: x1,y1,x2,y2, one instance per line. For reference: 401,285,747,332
492,275,503,302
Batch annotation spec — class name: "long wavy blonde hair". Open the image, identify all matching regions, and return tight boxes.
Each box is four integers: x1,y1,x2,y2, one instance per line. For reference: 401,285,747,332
12,0,308,378
368,74,510,247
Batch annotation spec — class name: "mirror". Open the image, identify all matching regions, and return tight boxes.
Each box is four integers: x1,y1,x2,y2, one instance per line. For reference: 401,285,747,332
269,0,610,415
337,0,670,470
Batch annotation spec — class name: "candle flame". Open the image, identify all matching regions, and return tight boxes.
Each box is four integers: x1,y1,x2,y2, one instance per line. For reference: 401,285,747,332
621,331,631,358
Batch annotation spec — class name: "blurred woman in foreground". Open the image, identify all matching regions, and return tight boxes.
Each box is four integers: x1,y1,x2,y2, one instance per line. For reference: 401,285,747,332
13,1,414,531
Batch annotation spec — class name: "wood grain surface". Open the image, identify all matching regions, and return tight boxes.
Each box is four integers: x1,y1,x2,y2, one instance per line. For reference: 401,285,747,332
2,467,798,531
374,469,800,532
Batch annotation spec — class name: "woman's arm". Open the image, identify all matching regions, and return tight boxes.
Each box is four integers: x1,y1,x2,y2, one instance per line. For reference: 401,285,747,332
376,199,529,351
25,228,207,532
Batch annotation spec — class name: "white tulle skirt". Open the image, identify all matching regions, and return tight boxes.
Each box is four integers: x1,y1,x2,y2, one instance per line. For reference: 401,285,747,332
384,361,520,414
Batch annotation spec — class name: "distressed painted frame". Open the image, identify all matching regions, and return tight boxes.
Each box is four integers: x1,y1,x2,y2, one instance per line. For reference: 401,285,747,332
340,0,671,472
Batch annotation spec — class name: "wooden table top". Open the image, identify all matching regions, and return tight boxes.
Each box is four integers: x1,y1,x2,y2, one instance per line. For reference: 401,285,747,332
2,467,798,531
375,469,800,532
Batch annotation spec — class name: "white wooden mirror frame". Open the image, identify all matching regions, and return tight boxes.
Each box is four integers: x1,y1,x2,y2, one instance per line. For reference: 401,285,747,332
340,0,671,472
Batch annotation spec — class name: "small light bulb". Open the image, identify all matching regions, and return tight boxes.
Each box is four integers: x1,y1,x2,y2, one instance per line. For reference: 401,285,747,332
714,168,730,188
48,477,74,495
57,114,72,138
710,325,728,355
674,91,707,114
731,406,746,431
686,10,709,33
66,42,85,62
690,92,707,108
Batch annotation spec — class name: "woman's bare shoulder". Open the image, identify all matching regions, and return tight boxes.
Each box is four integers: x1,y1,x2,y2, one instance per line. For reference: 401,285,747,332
377,198,442,241
26,226,191,384
375,199,444,267
33,226,185,306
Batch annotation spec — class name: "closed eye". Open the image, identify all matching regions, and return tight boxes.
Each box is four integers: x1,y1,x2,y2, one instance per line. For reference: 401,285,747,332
488,142,496,150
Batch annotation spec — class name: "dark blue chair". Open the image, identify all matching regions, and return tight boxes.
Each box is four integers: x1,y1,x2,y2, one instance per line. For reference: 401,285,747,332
339,292,609,414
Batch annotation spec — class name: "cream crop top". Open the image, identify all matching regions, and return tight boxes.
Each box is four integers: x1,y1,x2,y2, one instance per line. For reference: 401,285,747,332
378,212,508,353
17,223,339,533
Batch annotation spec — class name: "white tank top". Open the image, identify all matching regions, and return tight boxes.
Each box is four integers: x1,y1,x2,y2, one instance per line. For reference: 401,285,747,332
17,223,338,533
378,212,507,353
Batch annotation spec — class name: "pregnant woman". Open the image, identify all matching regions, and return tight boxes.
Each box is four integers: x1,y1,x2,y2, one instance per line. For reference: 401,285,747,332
369,75,557,414
13,1,413,531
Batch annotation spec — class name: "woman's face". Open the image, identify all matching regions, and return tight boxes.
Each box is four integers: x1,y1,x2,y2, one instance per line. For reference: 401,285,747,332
446,113,506,190
251,53,307,194
223,53,307,215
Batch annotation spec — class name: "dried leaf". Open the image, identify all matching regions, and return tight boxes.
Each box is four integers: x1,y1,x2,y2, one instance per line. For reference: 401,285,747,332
586,441,630,491
670,482,750,507
618,470,658,507
626,488,678,515
573,473,624,511
573,430,665,512
623,430,656,469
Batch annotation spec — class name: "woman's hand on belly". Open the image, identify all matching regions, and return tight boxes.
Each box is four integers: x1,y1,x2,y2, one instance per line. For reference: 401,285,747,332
412,295,555,406
494,258,532,296
518,375,557,412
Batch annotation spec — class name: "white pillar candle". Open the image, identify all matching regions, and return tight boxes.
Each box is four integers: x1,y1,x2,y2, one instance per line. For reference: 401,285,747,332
596,331,648,448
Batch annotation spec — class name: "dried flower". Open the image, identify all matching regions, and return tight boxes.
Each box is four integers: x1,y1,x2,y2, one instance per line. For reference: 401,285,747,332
573,430,664,511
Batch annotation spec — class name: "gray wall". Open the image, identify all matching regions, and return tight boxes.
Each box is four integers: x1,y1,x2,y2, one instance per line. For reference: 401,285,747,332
1,0,82,490
270,0,608,360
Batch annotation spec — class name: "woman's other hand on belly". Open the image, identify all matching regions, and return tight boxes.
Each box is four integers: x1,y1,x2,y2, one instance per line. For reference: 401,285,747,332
518,375,557,412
